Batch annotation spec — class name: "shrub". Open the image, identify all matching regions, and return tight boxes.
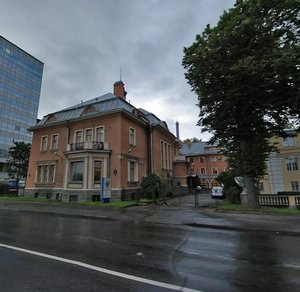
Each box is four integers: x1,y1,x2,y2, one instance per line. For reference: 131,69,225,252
0,182,9,195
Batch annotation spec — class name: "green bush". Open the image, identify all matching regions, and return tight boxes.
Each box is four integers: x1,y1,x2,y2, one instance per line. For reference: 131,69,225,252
140,174,161,200
140,174,173,202
0,182,9,195
225,186,241,204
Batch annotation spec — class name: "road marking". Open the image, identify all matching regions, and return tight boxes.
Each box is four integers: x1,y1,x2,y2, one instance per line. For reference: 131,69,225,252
0,243,201,292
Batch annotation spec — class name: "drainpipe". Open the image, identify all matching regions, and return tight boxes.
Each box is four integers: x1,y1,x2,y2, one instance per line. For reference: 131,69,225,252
146,125,153,175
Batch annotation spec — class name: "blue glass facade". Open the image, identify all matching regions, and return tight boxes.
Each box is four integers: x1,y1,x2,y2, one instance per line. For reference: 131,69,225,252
0,36,43,179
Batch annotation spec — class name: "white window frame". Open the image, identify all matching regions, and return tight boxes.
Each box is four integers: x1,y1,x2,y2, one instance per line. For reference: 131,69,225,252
70,160,84,182
287,158,298,171
74,130,83,144
291,181,299,191
85,128,93,142
95,126,105,143
210,156,217,162
40,135,48,151
212,167,218,174
160,140,172,170
51,133,59,150
283,137,296,147
36,162,56,184
128,160,138,182
93,160,102,183
129,127,136,146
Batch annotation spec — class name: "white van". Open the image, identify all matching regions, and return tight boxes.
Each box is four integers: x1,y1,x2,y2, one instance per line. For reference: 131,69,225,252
211,186,225,199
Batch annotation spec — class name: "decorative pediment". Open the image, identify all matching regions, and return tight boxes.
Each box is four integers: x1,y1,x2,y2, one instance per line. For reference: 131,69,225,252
81,105,97,116
45,115,57,123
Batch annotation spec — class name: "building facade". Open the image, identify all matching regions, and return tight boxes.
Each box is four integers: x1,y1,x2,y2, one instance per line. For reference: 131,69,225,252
173,141,228,188
25,81,179,201
0,35,43,180
261,131,300,194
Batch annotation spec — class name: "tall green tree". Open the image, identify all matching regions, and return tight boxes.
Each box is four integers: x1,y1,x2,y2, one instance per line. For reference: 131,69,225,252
5,142,31,182
182,0,300,207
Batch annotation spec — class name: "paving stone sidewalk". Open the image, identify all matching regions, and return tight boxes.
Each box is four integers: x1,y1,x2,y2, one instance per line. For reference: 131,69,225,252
0,195,299,235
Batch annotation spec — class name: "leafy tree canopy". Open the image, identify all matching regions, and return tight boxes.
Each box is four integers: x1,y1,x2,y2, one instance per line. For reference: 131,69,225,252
182,0,300,207
5,142,31,181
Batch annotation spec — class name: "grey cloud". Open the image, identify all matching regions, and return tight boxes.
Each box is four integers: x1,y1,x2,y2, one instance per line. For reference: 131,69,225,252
0,0,235,139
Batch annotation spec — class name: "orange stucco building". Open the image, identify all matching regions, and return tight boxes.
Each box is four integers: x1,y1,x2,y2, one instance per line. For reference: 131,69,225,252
25,81,179,201
173,141,228,188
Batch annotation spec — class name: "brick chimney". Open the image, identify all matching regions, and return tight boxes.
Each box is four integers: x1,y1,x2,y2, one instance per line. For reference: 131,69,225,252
113,80,127,100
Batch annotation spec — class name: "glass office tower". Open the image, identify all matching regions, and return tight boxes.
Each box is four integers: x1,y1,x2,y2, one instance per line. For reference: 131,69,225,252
0,36,43,180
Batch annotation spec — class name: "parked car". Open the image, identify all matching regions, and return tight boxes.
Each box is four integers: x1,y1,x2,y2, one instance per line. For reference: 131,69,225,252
7,179,17,190
211,186,225,199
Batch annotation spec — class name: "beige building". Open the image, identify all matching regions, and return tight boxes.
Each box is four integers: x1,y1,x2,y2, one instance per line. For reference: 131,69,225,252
261,130,300,194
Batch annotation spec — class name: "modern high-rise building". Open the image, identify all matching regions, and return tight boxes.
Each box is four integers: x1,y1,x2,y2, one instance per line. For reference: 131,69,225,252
0,35,43,179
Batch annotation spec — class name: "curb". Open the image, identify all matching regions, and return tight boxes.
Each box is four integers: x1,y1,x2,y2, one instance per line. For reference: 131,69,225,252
17,209,113,221
186,223,300,236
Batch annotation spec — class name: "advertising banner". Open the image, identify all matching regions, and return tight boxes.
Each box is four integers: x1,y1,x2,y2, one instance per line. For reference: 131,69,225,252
100,177,111,201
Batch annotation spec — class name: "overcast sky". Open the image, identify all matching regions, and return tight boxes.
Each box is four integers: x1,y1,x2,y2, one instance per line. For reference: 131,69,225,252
1,0,235,140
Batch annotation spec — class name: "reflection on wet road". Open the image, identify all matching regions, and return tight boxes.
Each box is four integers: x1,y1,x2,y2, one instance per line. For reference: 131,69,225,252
0,210,299,291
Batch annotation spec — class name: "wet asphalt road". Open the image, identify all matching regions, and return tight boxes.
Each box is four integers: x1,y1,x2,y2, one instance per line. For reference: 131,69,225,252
0,209,299,292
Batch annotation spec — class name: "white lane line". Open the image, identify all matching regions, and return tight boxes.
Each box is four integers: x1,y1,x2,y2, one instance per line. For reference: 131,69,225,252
0,243,201,292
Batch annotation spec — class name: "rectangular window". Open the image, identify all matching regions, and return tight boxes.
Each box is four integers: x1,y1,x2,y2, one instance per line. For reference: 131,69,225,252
258,182,264,192
128,160,138,182
95,126,105,142
291,181,299,191
37,165,43,183
74,130,83,150
94,160,102,183
200,156,205,163
36,163,56,183
71,161,83,182
51,134,59,150
129,127,136,146
43,165,49,182
40,136,48,151
200,168,206,174
210,156,217,162
49,164,55,183
129,161,135,182
85,128,93,142
74,130,83,144
212,167,218,174
160,140,172,170
283,137,295,147
287,158,298,171
190,157,194,163
161,141,164,168
168,144,171,170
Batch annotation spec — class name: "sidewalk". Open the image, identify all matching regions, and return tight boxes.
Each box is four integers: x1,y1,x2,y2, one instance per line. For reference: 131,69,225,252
0,196,299,235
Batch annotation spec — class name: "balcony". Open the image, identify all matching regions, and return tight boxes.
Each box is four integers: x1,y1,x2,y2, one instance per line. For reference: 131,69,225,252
67,141,108,152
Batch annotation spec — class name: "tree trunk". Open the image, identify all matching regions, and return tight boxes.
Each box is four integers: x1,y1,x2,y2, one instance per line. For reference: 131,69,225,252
240,138,260,208
243,174,259,208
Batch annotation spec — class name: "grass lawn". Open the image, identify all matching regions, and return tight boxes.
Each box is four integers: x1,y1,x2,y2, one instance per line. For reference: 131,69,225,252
78,201,138,208
217,201,300,215
0,194,139,208
0,195,51,203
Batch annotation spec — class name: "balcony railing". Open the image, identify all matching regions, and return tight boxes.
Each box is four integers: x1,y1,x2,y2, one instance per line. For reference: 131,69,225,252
68,141,106,151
